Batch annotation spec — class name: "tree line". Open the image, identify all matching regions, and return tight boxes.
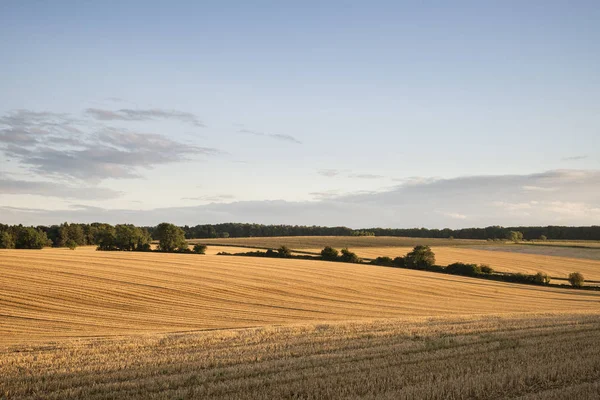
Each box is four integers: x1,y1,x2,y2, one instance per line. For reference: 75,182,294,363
2,222,600,250
167,223,600,241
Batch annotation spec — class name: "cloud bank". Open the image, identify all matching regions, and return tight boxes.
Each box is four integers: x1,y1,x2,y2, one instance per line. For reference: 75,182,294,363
3,169,599,228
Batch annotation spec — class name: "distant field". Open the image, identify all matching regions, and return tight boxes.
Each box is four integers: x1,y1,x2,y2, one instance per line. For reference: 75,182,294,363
2,249,600,346
527,240,600,249
468,244,600,262
191,236,488,248
2,313,600,399
299,246,600,283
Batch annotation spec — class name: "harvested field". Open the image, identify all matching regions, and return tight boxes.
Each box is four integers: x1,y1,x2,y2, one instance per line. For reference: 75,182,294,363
470,244,600,261
319,246,600,283
2,249,600,346
190,236,487,248
2,313,600,399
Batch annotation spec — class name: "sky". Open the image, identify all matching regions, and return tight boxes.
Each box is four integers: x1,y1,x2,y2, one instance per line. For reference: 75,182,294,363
1,1,599,228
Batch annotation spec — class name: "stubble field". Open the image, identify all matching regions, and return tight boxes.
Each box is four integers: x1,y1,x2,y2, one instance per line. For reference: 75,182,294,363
2,245,600,399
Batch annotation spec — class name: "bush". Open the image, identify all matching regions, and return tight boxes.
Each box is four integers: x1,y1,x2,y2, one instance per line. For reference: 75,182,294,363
568,272,584,288
277,246,292,258
405,245,436,269
193,244,207,254
393,256,406,268
372,256,394,266
480,264,494,274
339,248,360,263
533,272,550,285
539,235,547,241
446,262,482,277
266,249,276,257
65,239,77,250
320,246,339,261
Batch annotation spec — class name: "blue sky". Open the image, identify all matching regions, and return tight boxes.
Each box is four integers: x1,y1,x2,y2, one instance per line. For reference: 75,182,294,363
1,1,599,227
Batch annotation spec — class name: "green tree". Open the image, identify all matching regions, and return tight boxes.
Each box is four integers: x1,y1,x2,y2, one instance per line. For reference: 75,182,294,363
339,248,360,263
320,246,339,261
507,231,524,242
277,246,292,258
533,272,550,285
65,239,77,250
405,245,436,269
539,235,547,241
155,223,187,252
96,225,117,251
0,231,16,249
568,272,584,288
15,227,51,249
193,244,207,254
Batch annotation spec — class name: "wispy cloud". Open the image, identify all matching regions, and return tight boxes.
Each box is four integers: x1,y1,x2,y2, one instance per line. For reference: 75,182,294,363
436,211,467,220
0,109,221,182
317,169,341,177
562,155,588,161
85,108,205,127
348,173,385,179
0,176,122,199
181,194,236,203
522,185,557,192
239,129,301,144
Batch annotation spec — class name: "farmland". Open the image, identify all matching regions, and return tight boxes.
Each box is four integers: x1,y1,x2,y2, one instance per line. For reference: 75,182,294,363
2,312,600,399
190,237,600,284
190,235,488,249
2,246,600,399
2,248,600,346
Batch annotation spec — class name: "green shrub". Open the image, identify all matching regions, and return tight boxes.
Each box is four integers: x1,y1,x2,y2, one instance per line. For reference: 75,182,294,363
193,244,207,254
372,256,394,266
568,272,584,288
445,262,482,277
277,246,292,258
339,248,360,263
320,246,339,261
393,256,406,268
480,264,494,274
533,272,550,285
65,239,77,250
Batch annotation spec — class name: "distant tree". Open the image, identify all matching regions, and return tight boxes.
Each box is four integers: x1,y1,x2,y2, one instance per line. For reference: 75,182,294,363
193,244,207,254
266,249,276,257
539,235,547,241
339,248,360,263
136,229,153,251
480,264,494,274
320,246,339,261
405,245,436,269
277,246,292,258
15,227,51,249
220,232,230,238
155,223,187,252
0,231,15,249
446,262,482,277
372,256,393,266
393,256,406,268
96,226,117,251
65,239,77,250
533,272,550,285
568,272,584,288
507,231,524,243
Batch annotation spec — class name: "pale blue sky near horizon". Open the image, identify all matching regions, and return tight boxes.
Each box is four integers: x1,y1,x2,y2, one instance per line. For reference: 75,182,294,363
1,1,599,227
